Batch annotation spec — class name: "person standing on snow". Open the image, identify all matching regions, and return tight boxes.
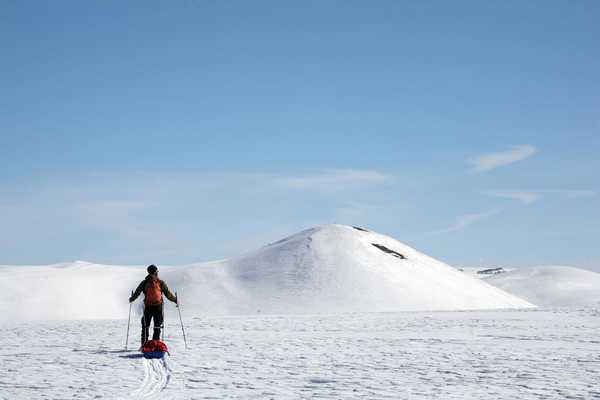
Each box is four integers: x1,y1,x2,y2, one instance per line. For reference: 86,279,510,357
129,265,178,345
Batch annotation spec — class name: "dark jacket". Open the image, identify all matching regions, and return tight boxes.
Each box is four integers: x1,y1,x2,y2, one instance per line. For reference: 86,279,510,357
130,274,177,304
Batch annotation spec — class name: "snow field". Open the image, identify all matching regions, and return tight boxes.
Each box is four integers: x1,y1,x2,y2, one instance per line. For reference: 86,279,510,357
1,309,599,399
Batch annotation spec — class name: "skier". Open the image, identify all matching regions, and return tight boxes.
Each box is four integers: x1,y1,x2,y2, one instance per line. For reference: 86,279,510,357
129,265,178,346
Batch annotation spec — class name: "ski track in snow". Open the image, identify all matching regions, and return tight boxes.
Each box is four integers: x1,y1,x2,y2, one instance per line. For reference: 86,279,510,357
130,357,172,399
1,309,600,399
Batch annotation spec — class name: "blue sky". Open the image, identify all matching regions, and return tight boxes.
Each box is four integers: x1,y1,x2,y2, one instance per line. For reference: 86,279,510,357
1,1,599,270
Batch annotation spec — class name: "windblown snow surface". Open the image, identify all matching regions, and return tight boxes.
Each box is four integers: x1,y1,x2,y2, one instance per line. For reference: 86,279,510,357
1,310,599,399
0,225,532,321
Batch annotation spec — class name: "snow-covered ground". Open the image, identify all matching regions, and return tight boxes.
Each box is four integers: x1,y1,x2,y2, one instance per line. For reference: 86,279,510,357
2,309,599,399
2,225,599,399
462,266,600,308
0,225,532,321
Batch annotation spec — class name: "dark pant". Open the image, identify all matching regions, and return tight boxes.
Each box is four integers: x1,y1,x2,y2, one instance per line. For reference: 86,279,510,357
141,303,164,345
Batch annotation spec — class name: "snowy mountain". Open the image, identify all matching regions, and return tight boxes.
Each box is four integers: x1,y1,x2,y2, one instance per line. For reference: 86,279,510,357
0,224,533,320
481,266,600,308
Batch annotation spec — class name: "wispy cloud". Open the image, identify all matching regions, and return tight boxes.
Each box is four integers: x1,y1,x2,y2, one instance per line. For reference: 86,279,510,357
486,189,596,204
487,191,541,204
560,190,596,199
275,169,397,191
0,170,400,264
468,145,537,173
428,209,502,235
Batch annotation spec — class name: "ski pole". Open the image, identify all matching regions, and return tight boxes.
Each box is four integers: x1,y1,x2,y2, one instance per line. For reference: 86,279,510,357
161,301,165,341
125,291,133,351
176,292,188,350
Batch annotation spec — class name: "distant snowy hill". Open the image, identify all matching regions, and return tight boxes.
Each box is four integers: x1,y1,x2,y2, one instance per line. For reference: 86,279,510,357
0,225,533,320
0,261,142,320
165,225,533,315
480,266,600,308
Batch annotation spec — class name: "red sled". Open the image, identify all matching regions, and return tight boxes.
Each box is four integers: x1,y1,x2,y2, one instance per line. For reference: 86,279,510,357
141,340,169,359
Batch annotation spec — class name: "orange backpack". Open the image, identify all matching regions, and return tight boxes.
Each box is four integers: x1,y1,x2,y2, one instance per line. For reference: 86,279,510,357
144,278,163,305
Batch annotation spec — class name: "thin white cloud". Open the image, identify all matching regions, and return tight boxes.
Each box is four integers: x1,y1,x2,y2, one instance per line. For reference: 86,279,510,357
487,191,541,204
0,170,400,264
276,169,397,191
486,189,596,204
468,145,537,173
560,190,596,199
429,209,502,235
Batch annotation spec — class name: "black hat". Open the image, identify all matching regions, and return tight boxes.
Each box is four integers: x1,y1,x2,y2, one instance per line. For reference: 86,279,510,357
147,264,158,274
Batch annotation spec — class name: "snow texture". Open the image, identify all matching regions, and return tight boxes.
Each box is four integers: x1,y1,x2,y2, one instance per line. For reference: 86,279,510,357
0,225,532,321
1,309,599,399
